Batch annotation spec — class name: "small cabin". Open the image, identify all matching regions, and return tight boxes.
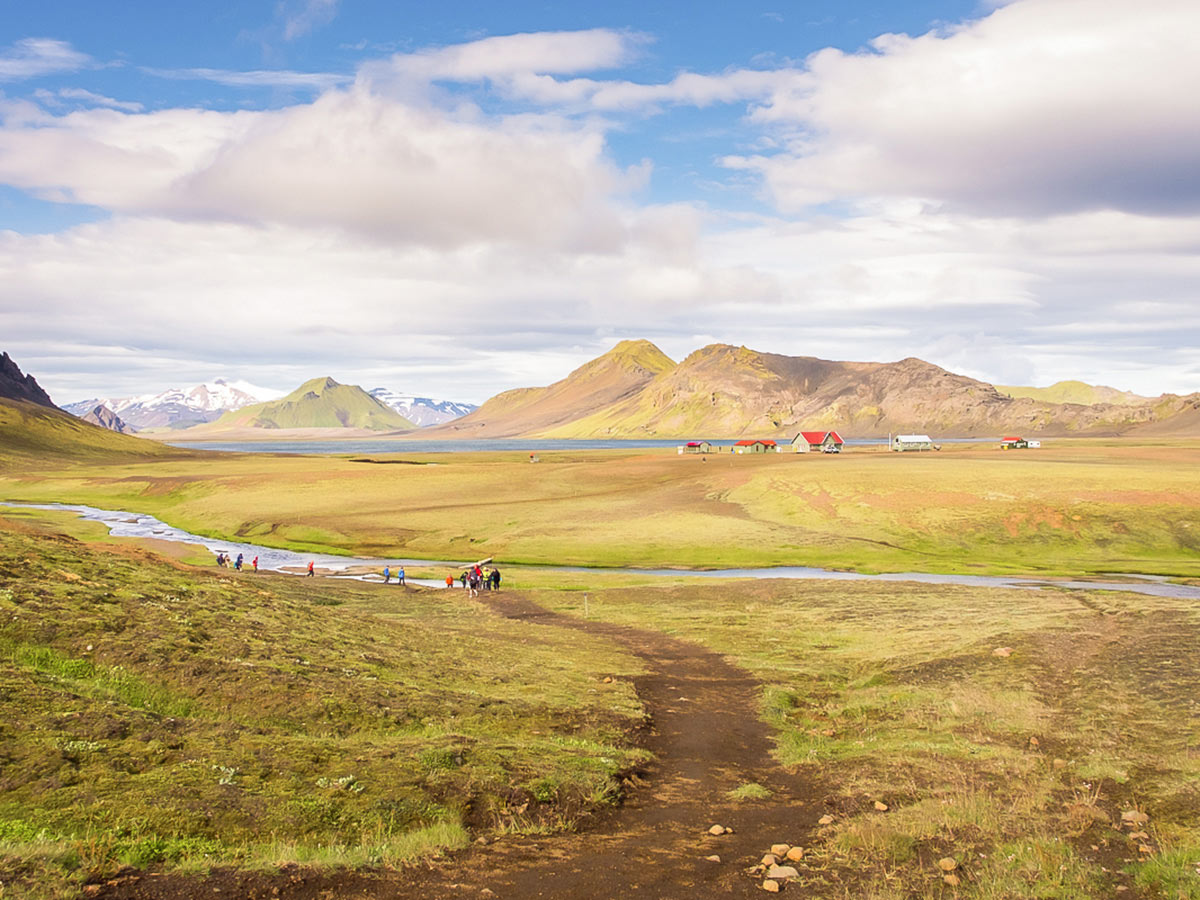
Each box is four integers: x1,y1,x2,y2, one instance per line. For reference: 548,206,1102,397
679,440,715,455
792,430,845,453
892,434,935,452
1000,436,1040,450
733,439,778,454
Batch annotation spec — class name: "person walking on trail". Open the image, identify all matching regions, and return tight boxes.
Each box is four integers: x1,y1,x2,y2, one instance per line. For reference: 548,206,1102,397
252,556,259,573
306,561,315,577
445,574,454,589
383,565,391,584
235,553,243,572
460,571,467,589
397,566,405,586
490,568,501,591
468,570,480,598
216,552,224,568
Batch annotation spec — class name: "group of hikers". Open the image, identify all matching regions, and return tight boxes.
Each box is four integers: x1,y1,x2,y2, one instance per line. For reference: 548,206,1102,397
219,555,498,590
215,551,257,572
446,564,500,596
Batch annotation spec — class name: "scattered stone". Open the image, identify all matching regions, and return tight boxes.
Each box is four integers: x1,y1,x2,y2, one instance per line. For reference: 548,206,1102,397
705,855,721,863
993,647,1013,657
1028,736,1040,748
603,676,613,683
770,843,791,857
1053,758,1067,769
1121,810,1150,826
818,814,835,825
785,846,805,862
86,644,94,652
708,824,728,836
762,879,780,893
1138,844,1154,855
1115,886,1128,892
943,874,960,887
761,854,778,866
1128,831,1150,841
874,801,889,811
767,865,800,880
480,891,496,898
821,728,835,737
938,857,958,872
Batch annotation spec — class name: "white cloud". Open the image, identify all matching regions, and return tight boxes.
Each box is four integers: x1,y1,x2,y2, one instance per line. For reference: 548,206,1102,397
362,29,643,86
281,0,340,41
143,66,351,90
729,0,1200,216
0,85,639,249
0,38,90,81
35,88,144,112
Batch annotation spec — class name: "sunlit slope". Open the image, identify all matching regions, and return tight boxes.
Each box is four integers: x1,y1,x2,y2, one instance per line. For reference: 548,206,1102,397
435,339,676,438
199,377,415,432
459,342,1200,439
0,398,182,468
996,380,1150,406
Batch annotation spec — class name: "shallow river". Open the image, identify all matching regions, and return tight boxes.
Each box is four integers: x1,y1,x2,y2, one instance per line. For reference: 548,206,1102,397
6,502,1200,599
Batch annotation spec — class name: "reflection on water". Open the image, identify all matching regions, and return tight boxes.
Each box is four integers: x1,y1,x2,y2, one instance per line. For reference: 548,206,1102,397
4,502,1199,599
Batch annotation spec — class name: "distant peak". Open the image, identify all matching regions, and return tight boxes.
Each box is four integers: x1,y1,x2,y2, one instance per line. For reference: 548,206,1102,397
293,376,340,395
599,340,675,373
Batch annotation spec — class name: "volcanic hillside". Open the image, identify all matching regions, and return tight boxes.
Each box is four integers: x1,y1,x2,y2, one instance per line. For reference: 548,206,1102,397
439,342,1200,439
440,339,676,438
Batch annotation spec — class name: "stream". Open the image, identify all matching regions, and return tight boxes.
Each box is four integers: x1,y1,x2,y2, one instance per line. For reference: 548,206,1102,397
5,501,1200,599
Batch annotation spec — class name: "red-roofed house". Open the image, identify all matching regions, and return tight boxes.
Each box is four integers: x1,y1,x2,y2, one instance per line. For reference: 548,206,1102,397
791,431,845,453
678,440,715,454
733,439,777,454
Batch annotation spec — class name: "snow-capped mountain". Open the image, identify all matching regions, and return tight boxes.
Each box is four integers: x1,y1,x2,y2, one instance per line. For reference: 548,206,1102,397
368,388,477,427
64,379,283,430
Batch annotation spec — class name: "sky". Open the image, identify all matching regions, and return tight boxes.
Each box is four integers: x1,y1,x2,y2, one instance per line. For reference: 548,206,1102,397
1,0,1198,405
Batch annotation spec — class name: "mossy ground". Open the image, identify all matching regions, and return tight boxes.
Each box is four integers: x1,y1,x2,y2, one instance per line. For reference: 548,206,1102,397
0,514,646,899
536,579,1200,899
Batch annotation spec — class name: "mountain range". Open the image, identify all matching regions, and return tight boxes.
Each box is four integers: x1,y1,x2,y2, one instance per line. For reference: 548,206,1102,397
367,389,477,426
64,380,476,431
431,340,1200,439
184,377,416,434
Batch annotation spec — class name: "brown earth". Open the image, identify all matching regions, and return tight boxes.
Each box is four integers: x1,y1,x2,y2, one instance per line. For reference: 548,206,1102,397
90,591,827,900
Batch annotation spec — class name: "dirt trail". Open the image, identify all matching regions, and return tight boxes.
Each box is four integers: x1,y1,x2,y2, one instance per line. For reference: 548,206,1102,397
96,592,821,900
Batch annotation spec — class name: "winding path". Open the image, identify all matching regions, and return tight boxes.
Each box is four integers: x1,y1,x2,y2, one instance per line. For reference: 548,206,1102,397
96,591,821,900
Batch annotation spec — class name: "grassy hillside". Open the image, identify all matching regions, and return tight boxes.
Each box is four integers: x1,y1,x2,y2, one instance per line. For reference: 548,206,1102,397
0,510,645,898
202,377,415,432
997,380,1150,406
537,578,1200,900
0,398,182,470
435,340,675,438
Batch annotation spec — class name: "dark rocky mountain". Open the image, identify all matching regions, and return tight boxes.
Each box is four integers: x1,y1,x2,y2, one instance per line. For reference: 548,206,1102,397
0,352,56,408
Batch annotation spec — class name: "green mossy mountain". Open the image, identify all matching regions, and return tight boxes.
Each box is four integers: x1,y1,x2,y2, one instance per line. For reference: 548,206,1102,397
996,380,1149,407
204,377,416,432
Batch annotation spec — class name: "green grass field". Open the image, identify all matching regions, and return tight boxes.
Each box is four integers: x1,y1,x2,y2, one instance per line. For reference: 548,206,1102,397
1,438,1197,577
0,511,647,899
536,578,1200,899
1,436,1198,898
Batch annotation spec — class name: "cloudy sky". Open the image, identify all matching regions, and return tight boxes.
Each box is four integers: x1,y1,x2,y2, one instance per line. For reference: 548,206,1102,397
2,0,1198,404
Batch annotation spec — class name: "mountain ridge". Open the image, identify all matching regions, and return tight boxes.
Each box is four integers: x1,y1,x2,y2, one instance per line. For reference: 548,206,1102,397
431,341,1200,439
178,377,417,434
